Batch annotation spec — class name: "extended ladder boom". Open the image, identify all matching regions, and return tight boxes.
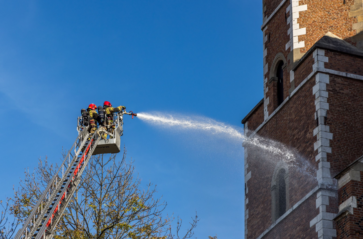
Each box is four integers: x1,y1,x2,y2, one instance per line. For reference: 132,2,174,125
15,110,134,239
15,131,101,239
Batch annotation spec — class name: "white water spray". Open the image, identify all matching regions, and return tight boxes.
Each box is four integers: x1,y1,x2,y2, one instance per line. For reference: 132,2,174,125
137,112,296,164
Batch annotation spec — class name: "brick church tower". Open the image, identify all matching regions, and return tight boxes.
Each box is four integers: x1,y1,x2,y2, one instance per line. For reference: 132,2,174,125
242,0,363,238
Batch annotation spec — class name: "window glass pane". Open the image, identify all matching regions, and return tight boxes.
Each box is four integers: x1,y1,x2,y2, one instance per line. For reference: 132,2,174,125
277,62,284,105
278,169,286,217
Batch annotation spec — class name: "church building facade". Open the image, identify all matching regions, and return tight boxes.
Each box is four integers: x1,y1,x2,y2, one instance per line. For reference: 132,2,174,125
242,0,363,238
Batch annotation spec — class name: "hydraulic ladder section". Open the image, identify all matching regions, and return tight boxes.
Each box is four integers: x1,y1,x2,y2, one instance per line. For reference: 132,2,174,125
14,131,101,239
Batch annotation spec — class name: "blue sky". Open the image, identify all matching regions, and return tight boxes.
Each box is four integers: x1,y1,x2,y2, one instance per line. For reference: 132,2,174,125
0,1,263,238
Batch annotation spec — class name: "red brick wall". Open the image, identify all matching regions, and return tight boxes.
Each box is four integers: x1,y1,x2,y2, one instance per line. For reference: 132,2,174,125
246,77,318,238
336,171,363,238
327,76,363,175
325,50,363,76
246,103,264,136
293,52,314,86
264,0,284,19
264,1,291,115
298,0,358,54
263,194,318,239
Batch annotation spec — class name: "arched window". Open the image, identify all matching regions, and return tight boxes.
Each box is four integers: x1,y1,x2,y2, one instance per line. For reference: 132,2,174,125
271,163,289,222
276,61,284,106
277,169,286,218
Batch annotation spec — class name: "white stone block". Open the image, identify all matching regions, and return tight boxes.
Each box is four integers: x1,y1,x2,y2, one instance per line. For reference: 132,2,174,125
313,49,319,58
318,61,325,68
290,70,294,82
318,132,333,140
319,146,332,154
317,109,328,117
246,171,251,181
321,212,336,221
318,228,336,238
316,102,329,111
316,73,330,84
321,138,330,147
313,62,325,70
263,48,267,57
318,190,337,198
315,151,328,161
293,23,300,30
313,83,327,94
316,195,330,208
315,90,329,99
293,36,299,43
317,168,331,180
286,41,292,51
294,41,305,49
318,177,334,185
294,5,308,13
339,196,357,212
318,162,331,169
318,49,326,55
318,55,329,63
293,28,306,36
315,97,328,104
310,216,318,227
316,220,333,232
313,125,330,136
286,5,292,13
319,205,327,214
292,11,300,19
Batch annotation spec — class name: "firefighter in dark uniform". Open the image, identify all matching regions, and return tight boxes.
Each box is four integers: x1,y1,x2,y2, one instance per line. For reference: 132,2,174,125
87,103,99,139
102,101,126,139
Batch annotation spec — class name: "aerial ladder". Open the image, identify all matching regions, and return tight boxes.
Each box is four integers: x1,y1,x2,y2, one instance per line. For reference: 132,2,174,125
14,110,137,239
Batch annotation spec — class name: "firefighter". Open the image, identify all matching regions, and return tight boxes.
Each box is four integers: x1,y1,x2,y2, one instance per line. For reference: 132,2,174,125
87,103,99,140
102,101,126,139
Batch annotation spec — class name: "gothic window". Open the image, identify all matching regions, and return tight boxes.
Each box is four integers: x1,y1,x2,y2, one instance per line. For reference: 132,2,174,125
276,61,284,106
277,169,286,218
271,163,289,222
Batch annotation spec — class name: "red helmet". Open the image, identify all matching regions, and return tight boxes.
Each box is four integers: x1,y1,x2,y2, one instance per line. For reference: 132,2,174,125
104,101,112,107
88,103,97,110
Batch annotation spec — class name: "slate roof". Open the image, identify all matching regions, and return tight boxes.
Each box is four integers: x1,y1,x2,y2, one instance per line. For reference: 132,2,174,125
293,32,363,70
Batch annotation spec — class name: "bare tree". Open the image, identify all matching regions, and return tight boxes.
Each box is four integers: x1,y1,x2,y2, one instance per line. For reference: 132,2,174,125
0,199,20,239
11,149,198,239
167,215,199,239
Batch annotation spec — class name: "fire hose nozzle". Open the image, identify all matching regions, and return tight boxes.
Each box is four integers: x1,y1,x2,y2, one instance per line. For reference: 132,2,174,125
130,111,137,119
123,111,137,119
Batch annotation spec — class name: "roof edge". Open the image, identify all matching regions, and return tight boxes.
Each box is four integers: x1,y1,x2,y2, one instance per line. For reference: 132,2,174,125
292,35,363,71
334,155,363,179
241,99,264,124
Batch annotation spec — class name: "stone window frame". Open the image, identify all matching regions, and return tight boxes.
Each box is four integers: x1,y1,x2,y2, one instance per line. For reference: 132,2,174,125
268,53,287,111
271,161,290,222
269,52,287,82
